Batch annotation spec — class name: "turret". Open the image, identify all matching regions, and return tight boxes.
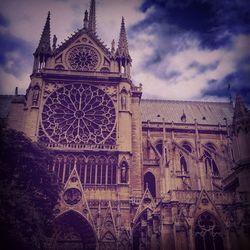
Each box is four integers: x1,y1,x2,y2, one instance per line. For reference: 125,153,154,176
116,17,132,77
33,12,52,72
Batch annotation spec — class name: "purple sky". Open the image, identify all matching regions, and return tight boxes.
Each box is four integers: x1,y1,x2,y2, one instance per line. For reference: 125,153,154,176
0,0,249,105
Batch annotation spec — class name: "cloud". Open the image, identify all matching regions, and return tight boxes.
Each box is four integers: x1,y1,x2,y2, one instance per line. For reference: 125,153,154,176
129,0,250,104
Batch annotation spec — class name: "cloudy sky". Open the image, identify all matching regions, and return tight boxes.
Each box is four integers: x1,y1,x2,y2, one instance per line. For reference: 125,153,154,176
0,0,249,105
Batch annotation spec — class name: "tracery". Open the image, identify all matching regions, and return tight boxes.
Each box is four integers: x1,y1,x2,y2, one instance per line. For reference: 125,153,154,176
53,154,117,186
41,84,116,145
195,212,224,250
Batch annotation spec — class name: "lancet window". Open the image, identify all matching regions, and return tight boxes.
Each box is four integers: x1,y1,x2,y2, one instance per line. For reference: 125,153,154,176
53,154,117,186
155,140,163,156
203,150,219,177
179,142,192,174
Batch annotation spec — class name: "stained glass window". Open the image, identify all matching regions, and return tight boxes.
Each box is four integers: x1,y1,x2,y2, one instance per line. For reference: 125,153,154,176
195,212,224,250
41,84,116,145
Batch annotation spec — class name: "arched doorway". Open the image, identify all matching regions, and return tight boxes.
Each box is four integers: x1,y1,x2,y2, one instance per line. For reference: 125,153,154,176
144,172,156,198
133,209,160,250
53,211,96,250
194,212,224,250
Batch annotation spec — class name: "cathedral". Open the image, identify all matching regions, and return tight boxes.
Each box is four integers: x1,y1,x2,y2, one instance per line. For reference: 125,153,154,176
1,0,250,249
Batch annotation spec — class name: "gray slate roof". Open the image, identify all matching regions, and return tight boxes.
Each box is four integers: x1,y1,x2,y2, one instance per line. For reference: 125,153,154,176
141,99,234,125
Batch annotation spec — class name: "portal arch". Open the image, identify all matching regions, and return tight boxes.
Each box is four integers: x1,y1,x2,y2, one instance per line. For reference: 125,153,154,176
53,210,97,250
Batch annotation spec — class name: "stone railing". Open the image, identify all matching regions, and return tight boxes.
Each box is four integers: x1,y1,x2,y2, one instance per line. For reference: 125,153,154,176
165,190,247,205
44,143,118,151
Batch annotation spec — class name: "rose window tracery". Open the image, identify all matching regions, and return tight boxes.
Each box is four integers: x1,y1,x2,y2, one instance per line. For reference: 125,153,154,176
41,84,116,145
67,45,99,71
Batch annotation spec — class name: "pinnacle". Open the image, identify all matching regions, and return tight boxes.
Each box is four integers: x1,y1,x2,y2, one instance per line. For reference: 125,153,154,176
35,11,52,55
116,16,131,61
234,94,248,119
88,0,96,33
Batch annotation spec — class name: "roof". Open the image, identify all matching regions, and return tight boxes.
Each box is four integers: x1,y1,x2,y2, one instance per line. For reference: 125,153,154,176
140,99,234,125
0,95,13,119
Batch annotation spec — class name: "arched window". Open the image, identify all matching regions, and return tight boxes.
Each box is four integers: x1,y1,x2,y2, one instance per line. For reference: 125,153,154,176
180,153,188,173
52,154,117,186
107,156,117,185
206,143,216,151
155,140,163,156
195,212,224,250
65,155,75,183
76,155,85,184
54,155,64,181
144,172,156,198
182,141,192,153
204,151,219,176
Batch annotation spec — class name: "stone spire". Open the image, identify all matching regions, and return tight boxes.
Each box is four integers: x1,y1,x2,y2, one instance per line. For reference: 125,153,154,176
34,11,52,56
88,0,96,33
234,94,249,120
116,17,131,61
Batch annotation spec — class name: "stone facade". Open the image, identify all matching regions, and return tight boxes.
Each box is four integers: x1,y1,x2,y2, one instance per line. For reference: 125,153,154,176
2,1,250,249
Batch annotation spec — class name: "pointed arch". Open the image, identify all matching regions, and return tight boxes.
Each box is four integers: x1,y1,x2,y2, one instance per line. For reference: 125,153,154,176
155,140,163,156
53,210,96,250
144,172,156,198
180,153,188,174
203,150,219,177
194,212,224,250
181,141,193,153
132,208,153,250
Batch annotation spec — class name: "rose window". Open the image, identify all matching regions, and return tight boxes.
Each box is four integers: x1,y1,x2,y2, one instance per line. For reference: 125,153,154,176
67,45,99,71
41,84,116,144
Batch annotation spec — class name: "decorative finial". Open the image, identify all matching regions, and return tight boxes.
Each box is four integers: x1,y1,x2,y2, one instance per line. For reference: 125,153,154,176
111,39,115,54
52,35,57,51
88,0,96,32
84,10,88,29
181,110,186,122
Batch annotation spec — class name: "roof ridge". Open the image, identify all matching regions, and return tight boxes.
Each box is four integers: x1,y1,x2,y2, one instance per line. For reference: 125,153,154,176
141,98,231,105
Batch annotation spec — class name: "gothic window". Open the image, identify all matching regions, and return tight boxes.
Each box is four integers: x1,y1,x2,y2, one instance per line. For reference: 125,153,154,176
52,154,117,186
65,155,75,183
206,143,216,151
155,140,163,156
204,151,219,177
195,212,224,250
182,141,192,153
144,172,156,198
180,153,188,174
41,84,116,145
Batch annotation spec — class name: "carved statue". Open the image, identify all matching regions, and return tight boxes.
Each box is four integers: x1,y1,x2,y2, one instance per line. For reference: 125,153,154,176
53,35,57,51
121,92,127,110
121,161,128,183
32,86,40,106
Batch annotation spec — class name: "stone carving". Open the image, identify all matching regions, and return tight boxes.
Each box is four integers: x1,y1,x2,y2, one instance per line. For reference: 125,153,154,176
32,85,40,106
63,188,82,205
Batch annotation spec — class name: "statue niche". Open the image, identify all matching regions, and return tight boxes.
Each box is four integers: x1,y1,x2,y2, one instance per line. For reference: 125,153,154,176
32,85,40,106
120,160,128,183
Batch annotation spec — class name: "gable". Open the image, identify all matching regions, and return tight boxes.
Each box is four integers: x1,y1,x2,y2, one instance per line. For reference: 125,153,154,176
52,30,112,72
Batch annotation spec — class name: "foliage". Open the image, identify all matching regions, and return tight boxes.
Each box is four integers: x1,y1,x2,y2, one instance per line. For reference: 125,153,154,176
0,122,61,250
